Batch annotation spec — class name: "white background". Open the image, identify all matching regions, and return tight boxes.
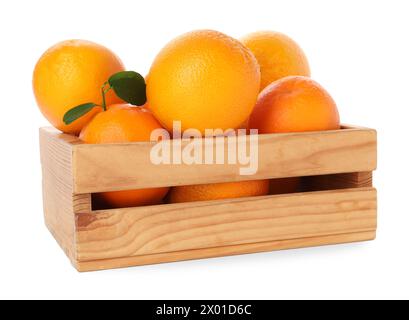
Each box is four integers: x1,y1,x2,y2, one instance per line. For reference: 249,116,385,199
0,0,408,300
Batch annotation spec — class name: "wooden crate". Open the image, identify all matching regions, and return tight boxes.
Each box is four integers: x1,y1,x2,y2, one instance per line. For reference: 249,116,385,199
39,125,377,272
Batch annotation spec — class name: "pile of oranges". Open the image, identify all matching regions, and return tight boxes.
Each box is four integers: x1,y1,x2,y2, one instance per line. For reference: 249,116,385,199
33,30,340,209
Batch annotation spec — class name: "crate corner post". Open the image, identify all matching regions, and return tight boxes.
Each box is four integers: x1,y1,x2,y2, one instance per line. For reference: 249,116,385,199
39,127,86,269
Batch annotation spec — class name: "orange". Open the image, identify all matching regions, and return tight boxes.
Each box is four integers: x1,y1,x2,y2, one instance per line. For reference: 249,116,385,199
168,180,270,203
248,76,340,133
241,31,310,91
146,30,260,134
33,39,125,134
80,104,169,208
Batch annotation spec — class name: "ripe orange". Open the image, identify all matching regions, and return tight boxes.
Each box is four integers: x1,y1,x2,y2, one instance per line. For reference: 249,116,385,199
33,40,125,134
241,31,310,91
80,104,169,208
248,76,340,133
146,30,261,133
168,180,270,203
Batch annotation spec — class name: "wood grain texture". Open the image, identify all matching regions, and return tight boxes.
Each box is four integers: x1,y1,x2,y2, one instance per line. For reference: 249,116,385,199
76,231,376,272
75,187,377,262
72,126,377,193
39,128,78,264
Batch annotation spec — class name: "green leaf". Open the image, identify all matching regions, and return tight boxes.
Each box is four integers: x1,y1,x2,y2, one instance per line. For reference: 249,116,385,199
63,103,98,125
108,71,147,106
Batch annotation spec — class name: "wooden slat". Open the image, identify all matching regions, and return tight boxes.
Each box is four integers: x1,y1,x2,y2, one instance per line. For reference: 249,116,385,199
75,231,376,272
72,126,377,193
302,171,373,191
75,187,377,262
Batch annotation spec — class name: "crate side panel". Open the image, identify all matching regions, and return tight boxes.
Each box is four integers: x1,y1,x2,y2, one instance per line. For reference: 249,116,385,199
76,187,377,262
